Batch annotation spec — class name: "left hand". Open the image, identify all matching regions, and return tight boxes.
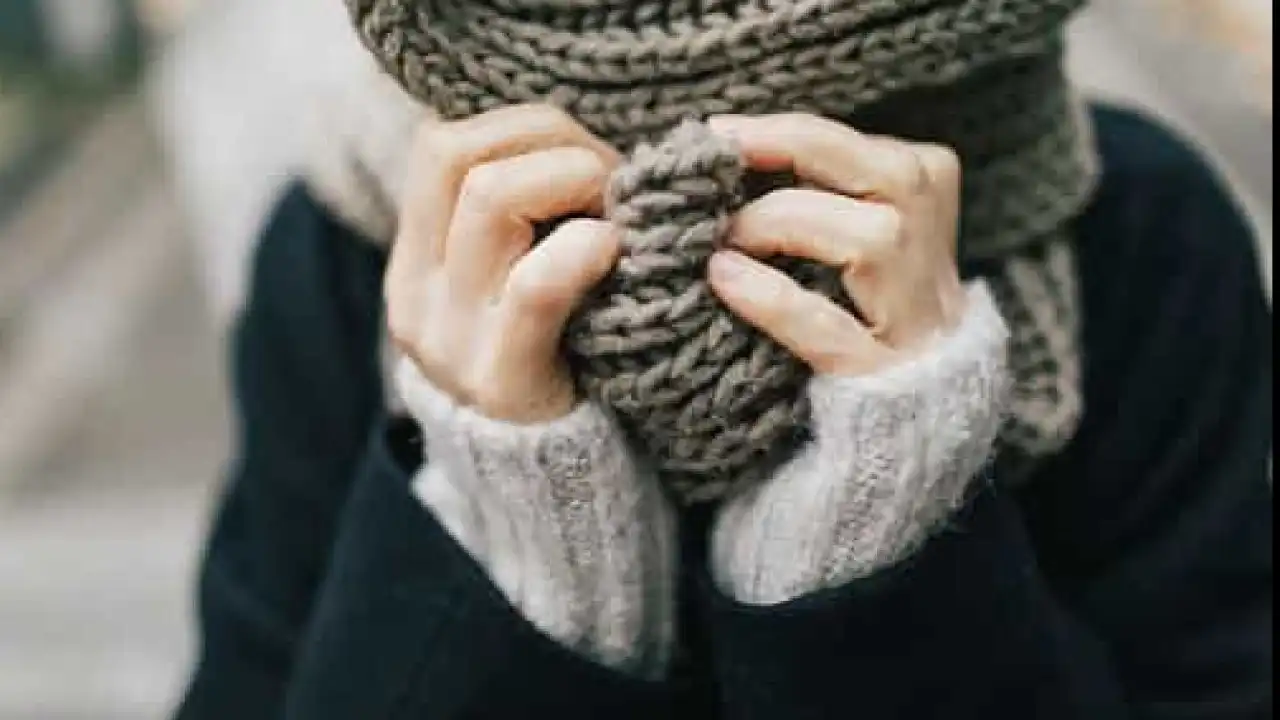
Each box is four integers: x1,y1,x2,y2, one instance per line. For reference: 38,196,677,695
706,113,969,377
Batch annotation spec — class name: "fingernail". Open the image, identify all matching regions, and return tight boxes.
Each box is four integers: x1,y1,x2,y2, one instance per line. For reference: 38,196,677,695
709,251,753,284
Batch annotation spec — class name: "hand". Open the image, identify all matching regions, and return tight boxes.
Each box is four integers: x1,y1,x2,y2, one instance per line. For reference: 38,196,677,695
706,113,969,377
386,105,622,423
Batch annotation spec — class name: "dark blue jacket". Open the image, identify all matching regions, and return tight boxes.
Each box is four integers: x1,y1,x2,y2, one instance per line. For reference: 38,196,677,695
175,107,1273,719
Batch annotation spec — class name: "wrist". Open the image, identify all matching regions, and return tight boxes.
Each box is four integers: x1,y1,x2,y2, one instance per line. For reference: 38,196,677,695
396,356,677,676
713,282,1010,604
472,372,580,425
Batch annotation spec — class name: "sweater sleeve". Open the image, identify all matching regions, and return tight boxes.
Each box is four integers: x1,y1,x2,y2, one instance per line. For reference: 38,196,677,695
711,282,1009,604
278,419,680,720
696,108,1273,720
393,358,677,678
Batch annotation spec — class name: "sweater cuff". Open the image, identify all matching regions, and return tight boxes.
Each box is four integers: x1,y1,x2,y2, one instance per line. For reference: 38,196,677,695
712,282,1011,605
394,358,677,677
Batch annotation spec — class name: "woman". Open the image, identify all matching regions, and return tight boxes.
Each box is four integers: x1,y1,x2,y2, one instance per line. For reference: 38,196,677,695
176,1,1272,718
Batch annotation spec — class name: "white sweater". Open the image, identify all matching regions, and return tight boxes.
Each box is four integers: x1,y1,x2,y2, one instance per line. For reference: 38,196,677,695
395,282,1010,677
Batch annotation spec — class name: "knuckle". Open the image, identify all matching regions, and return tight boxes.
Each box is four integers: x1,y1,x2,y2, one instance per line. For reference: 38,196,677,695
412,120,478,193
765,186,809,209
920,144,962,188
527,102,572,123
901,147,932,193
872,206,905,247
457,163,507,213
522,103,577,135
554,217,613,254
744,188,806,241
506,265,570,312
556,216,605,237
567,145,612,177
876,139,926,194
414,119,459,168
748,188,796,225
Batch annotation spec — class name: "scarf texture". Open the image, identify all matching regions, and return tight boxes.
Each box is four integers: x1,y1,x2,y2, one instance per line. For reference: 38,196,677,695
340,0,1098,503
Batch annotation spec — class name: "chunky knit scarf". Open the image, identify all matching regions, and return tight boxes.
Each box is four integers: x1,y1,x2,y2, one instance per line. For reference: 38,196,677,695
342,0,1098,503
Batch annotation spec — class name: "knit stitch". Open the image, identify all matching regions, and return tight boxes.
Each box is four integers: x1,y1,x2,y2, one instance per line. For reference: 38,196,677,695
566,120,847,501
396,357,677,676
712,282,1010,604
342,0,1096,501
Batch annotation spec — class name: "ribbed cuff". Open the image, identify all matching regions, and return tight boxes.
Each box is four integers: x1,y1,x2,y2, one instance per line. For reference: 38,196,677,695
395,358,677,677
712,282,1011,605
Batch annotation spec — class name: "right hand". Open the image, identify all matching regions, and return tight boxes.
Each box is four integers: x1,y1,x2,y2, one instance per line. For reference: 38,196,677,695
386,105,622,424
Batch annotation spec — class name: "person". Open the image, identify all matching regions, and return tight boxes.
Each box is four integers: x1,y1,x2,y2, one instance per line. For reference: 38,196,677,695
175,1,1273,718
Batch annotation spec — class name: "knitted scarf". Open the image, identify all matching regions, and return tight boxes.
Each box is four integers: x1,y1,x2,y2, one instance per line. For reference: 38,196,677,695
339,0,1098,503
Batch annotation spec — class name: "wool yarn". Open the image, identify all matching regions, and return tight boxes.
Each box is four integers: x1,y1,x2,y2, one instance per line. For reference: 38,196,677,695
345,0,1097,502
567,121,849,500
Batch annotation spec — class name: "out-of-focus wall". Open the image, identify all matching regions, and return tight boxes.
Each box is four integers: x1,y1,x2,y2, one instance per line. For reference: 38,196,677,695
147,0,366,327
1163,0,1271,113
1068,0,1272,283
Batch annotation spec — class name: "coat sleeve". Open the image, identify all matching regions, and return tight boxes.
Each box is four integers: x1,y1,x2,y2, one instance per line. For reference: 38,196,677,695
278,417,678,720
174,186,388,720
177,186,679,719
697,109,1273,720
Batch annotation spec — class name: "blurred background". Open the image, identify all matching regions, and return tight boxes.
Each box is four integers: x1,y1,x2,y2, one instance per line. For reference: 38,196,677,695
0,1,1272,718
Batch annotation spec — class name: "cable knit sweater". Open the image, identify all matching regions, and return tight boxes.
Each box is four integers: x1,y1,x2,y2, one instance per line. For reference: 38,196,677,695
397,283,1008,670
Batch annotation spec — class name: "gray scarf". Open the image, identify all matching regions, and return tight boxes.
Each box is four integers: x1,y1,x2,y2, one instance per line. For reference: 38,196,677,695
341,0,1098,502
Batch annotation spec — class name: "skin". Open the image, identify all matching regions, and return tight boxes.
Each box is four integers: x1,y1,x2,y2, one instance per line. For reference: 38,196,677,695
386,105,968,425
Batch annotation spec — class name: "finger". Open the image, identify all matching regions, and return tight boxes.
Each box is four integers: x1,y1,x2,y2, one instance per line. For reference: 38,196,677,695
731,187,902,269
447,146,612,300
902,141,961,193
902,140,963,256
708,113,928,204
404,104,618,254
387,105,617,302
498,218,619,362
731,189,903,334
707,251,893,375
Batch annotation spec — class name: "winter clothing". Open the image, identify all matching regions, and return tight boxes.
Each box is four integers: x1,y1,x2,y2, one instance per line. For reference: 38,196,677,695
175,105,1273,720
332,0,1097,499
